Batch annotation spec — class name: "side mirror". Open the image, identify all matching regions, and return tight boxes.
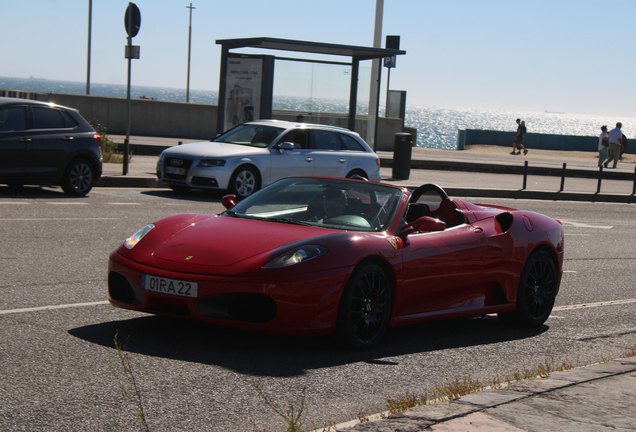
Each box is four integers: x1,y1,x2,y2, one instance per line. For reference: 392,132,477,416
402,216,446,235
276,142,296,150
222,194,237,209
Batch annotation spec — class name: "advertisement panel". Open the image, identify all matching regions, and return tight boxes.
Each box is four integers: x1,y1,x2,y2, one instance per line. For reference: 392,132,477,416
224,56,263,131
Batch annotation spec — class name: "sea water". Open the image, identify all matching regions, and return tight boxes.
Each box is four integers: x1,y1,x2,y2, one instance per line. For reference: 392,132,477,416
2,76,632,150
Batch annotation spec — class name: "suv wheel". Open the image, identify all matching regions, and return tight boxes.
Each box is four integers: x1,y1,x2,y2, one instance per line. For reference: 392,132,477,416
62,159,95,196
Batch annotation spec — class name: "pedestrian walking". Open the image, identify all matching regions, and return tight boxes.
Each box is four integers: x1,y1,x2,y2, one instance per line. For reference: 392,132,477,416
604,122,623,168
511,118,528,155
597,125,609,167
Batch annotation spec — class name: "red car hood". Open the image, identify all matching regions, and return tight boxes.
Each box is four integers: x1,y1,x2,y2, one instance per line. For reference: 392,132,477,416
152,216,335,267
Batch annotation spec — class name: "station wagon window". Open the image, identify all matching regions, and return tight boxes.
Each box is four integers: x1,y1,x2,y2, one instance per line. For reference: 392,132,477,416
214,124,284,148
0,106,27,132
31,106,77,129
339,133,366,151
313,130,342,151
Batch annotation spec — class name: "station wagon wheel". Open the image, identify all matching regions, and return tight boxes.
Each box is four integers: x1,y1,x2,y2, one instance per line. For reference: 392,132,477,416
498,250,557,327
230,166,259,199
337,264,392,350
61,158,95,196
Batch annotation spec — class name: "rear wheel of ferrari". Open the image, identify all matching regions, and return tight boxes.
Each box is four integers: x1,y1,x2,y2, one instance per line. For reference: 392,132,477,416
498,250,557,327
336,264,392,350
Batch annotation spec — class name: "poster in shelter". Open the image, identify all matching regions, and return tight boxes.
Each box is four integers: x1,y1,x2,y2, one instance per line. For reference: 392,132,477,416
224,56,263,131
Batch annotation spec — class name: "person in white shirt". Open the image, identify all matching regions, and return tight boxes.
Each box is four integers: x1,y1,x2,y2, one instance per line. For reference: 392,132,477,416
605,122,623,168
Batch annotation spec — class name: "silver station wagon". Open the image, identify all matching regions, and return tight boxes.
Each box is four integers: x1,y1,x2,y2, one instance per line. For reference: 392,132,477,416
156,120,381,198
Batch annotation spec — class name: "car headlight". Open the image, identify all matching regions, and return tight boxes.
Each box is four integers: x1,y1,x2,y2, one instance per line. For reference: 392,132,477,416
263,245,328,268
158,152,165,164
124,224,155,249
197,159,226,168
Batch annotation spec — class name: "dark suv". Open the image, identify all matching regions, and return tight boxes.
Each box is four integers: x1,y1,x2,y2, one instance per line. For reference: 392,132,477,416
0,97,102,196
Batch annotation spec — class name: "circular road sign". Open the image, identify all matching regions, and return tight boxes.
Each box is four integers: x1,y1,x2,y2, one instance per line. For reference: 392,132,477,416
124,3,141,38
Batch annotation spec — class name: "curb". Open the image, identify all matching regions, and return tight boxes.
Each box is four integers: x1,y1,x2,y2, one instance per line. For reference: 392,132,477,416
338,357,636,432
95,176,636,203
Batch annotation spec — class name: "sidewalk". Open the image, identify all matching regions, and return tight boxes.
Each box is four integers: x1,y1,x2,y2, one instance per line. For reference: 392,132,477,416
338,356,636,432
100,136,636,203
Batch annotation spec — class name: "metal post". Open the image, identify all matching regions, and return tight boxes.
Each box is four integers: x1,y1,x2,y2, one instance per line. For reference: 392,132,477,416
633,167,636,195
560,163,566,192
186,3,195,103
86,0,92,95
597,166,603,194
124,35,132,175
522,160,528,190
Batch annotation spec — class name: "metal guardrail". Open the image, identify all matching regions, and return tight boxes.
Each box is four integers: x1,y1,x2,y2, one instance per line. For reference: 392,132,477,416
520,160,636,195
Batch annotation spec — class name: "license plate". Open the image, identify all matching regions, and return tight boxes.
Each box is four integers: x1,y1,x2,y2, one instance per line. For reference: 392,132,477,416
141,274,198,298
165,166,186,175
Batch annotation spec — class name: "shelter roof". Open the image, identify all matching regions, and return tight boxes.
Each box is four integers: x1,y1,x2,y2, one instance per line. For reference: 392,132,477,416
216,37,406,60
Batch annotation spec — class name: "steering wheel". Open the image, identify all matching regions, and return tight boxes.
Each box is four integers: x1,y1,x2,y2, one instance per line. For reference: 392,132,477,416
409,183,449,203
358,213,382,231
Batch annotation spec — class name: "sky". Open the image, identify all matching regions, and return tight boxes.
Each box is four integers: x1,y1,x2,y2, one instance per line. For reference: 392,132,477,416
2,0,635,118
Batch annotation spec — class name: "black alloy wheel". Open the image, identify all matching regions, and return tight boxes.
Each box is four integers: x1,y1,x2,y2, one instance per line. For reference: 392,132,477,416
62,159,95,196
498,250,557,327
337,264,392,350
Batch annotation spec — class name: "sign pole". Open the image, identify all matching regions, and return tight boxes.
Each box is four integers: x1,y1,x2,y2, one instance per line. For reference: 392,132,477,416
123,2,141,175
124,35,132,175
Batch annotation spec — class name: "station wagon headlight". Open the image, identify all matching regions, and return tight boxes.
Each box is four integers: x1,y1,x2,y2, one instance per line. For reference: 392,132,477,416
263,245,328,268
124,224,155,249
197,159,226,168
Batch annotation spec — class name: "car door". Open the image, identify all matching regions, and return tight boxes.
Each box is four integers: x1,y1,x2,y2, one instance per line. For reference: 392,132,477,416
27,105,78,179
268,129,314,183
398,223,487,317
310,129,348,177
0,105,29,179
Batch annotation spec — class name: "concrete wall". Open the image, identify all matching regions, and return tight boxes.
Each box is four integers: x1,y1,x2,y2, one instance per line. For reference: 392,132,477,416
457,128,634,154
16,91,409,150
37,93,218,140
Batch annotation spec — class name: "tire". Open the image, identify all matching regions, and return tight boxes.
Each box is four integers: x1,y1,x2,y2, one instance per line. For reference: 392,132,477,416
336,264,392,350
61,159,95,196
346,170,368,181
498,250,557,327
229,166,259,199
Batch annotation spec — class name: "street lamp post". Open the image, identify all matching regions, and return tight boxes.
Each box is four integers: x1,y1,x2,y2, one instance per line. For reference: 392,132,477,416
86,0,92,95
186,3,195,103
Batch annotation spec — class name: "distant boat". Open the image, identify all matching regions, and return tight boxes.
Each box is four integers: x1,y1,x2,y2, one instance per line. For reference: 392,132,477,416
545,110,564,114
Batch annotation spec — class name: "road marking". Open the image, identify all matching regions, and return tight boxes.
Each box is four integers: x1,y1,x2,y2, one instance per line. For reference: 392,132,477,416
565,234,591,236
109,202,141,205
563,270,577,273
46,202,89,205
553,299,636,311
0,217,118,221
0,202,30,205
559,219,613,229
0,301,109,315
2,297,634,318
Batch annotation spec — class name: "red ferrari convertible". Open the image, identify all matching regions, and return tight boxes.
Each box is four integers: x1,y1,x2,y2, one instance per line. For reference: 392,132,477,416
108,177,564,349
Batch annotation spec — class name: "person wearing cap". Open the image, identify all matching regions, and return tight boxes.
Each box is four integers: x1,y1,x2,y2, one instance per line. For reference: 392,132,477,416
605,122,623,168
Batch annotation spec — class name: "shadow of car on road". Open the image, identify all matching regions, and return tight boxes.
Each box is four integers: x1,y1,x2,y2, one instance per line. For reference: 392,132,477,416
68,314,549,378
0,185,84,198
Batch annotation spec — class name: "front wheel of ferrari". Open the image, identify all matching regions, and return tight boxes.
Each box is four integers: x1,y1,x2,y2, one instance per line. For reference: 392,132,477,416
336,264,392,350
498,250,557,328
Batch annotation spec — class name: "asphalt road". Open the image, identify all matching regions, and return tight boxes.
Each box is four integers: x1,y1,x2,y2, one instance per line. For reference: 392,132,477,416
1,186,635,431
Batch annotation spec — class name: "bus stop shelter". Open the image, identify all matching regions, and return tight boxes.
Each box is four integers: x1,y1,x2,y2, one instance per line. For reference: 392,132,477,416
215,37,406,140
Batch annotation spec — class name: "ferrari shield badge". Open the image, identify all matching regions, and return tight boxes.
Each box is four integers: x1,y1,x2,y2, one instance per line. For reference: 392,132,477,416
387,238,398,250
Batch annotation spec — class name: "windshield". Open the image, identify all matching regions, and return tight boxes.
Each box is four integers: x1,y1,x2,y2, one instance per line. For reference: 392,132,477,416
224,177,403,232
213,124,284,148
